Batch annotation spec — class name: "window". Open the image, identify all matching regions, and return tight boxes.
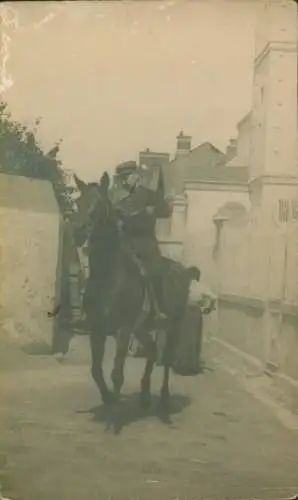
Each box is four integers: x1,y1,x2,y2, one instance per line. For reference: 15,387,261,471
278,199,289,223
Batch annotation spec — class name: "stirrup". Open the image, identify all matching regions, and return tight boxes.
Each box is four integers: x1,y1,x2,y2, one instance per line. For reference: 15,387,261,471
71,317,92,335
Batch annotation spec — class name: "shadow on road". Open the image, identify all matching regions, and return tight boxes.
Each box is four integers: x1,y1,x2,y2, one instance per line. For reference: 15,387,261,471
21,340,53,355
77,392,192,435
173,359,214,376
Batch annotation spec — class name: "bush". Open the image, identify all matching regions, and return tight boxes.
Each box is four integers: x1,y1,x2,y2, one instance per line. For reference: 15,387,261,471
0,101,72,213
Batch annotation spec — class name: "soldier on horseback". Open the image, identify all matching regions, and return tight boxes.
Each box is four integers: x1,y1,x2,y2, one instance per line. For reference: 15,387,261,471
111,160,173,327
69,169,192,410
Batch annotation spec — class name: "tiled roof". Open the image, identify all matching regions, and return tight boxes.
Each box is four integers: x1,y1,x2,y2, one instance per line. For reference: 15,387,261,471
161,142,248,195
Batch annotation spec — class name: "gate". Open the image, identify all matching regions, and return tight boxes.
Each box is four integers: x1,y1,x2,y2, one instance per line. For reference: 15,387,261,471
55,218,87,334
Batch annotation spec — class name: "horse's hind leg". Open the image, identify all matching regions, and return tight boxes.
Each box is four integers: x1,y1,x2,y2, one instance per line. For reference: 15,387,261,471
160,364,170,414
139,337,157,410
90,332,113,405
159,328,177,415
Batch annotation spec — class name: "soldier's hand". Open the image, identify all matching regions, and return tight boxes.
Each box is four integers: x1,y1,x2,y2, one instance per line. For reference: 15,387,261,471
146,206,155,215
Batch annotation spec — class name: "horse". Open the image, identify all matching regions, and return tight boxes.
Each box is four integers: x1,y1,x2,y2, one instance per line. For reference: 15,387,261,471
69,171,190,414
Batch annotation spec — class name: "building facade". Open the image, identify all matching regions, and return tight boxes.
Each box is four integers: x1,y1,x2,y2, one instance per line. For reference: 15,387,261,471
214,0,298,408
141,130,249,279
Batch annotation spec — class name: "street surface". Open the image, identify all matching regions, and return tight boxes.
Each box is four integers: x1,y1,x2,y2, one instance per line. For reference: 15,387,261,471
1,337,298,500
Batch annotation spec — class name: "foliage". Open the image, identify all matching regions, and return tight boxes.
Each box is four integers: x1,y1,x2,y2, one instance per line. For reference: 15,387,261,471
0,101,72,213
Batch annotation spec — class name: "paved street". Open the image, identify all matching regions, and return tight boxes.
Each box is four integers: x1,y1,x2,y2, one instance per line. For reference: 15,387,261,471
1,337,298,500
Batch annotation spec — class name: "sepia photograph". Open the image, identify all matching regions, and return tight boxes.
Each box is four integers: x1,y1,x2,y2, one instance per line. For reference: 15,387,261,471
1,0,298,499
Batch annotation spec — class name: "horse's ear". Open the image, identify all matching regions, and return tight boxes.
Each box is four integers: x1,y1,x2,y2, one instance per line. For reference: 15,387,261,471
99,171,110,195
73,173,87,192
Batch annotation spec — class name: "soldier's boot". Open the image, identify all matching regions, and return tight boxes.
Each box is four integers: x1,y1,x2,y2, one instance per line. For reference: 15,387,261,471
147,279,168,328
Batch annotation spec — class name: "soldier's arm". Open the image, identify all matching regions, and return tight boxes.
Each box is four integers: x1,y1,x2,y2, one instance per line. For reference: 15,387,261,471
144,189,173,218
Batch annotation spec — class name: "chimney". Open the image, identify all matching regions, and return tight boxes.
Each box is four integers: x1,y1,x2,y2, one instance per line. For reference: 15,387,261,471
139,149,170,169
175,130,191,158
226,138,237,162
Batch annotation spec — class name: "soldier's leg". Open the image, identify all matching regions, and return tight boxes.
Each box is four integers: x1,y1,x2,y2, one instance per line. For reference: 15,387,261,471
132,238,167,324
146,262,168,325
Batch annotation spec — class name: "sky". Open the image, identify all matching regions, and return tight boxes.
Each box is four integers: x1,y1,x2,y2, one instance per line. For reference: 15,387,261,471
2,1,258,181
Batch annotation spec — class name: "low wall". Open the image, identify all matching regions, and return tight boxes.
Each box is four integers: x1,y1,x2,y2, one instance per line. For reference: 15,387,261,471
277,311,298,382
217,295,266,365
217,294,298,413
0,173,62,349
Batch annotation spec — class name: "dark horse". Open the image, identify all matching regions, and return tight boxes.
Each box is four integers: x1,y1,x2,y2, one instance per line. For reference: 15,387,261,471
71,171,189,414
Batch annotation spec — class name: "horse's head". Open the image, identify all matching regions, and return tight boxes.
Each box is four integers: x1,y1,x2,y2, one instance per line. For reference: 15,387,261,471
71,171,111,247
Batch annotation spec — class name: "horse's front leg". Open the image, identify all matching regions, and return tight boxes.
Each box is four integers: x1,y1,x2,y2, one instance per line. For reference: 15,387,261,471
111,327,131,398
90,332,113,405
160,364,170,413
139,336,157,410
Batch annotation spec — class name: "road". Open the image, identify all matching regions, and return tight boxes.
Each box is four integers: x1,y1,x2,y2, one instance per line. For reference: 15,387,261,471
1,336,298,500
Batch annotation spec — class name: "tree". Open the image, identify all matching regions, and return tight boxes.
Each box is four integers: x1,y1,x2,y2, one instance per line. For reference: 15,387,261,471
0,101,72,213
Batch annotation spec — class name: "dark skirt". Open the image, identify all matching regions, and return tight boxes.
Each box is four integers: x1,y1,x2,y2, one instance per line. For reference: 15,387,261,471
171,304,203,376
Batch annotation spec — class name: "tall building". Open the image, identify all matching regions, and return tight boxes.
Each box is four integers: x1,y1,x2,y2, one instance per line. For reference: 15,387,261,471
249,0,298,221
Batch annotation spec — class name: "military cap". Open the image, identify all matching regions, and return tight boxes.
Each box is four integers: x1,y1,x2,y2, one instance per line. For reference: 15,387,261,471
115,161,137,176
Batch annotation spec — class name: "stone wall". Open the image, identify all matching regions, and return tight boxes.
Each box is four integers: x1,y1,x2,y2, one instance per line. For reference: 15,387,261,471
216,209,298,392
0,173,62,349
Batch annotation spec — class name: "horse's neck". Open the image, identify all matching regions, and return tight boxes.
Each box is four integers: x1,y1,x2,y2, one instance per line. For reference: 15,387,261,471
88,224,123,280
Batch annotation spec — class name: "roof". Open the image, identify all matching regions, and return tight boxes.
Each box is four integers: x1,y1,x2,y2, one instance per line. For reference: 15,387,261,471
162,141,238,195
225,156,242,167
237,111,252,130
139,149,169,159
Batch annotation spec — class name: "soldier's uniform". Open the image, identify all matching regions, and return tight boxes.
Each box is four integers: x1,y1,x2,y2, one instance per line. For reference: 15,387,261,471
111,161,172,323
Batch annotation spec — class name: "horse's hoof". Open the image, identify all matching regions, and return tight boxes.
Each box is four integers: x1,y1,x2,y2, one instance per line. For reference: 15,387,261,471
157,396,171,417
139,391,151,410
102,391,115,405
